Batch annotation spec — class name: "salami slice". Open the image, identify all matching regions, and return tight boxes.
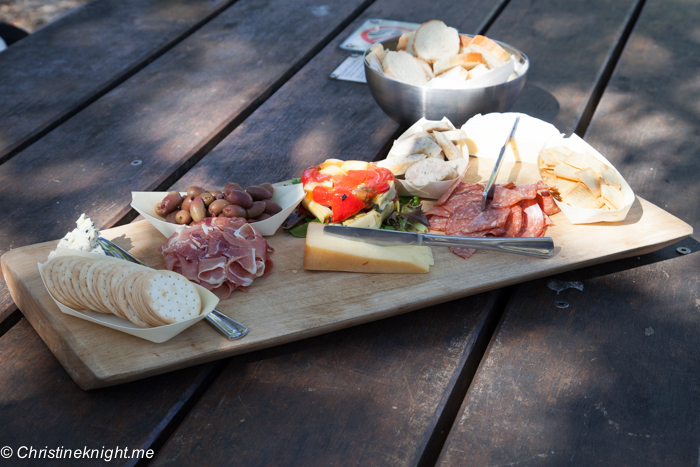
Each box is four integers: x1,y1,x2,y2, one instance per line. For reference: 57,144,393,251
502,205,523,237
491,183,539,209
425,205,452,217
536,190,561,216
436,180,468,206
428,216,448,231
518,199,545,238
449,247,476,259
454,206,511,235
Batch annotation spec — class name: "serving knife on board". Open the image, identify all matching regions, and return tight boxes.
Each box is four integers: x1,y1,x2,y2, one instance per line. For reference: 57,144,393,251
323,225,554,258
481,115,521,211
98,237,248,340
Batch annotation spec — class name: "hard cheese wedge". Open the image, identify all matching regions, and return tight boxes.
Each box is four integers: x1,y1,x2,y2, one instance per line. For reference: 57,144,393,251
303,223,434,274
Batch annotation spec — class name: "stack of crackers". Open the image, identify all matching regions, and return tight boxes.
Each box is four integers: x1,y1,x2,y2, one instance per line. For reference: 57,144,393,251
43,256,202,328
538,146,626,211
366,20,513,87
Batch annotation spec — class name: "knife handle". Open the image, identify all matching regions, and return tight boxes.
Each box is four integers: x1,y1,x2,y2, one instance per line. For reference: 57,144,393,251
420,234,554,258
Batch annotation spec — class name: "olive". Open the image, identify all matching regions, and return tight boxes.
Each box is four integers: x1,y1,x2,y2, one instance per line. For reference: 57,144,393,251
190,196,206,222
248,213,270,224
222,204,248,219
225,190,253,208
159,191,184,216
224,182,243,195
165,211,179,224
209,199,231,216
259,183,274,196
263,199,282,215
199,192,215,206
155,202,166,217
210,189,225,200
246,186,272,201
175,210,192,225
246,200,266,219
187,186,204,198
181,195,193,211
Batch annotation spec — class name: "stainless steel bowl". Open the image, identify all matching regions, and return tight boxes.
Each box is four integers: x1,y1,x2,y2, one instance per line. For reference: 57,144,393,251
364,36,529,127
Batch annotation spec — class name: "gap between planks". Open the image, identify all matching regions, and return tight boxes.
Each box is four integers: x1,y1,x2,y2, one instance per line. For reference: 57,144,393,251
572,0,648,137
416,287,515,467
0,0,241,166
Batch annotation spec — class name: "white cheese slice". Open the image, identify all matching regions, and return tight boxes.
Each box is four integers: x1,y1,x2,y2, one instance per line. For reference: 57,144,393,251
303,223,434,274
460,113,563,163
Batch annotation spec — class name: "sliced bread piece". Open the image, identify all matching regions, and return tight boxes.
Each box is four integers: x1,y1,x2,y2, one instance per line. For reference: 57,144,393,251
382,50,429,86
397,32,414,53
412,20,460,64
433,131,463,160
368,42,386,63
466,35,511,69
467,63,489,79
390,136,443,158
433,52,484,75
405,158,459,185
416,57,434,79
437,65,469,83
376,153,427,176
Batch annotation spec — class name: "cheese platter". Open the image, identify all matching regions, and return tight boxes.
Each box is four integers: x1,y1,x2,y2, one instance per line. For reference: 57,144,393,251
1,152,692,389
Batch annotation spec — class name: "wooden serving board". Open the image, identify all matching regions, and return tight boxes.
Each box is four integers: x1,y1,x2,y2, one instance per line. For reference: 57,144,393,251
1,167,693,389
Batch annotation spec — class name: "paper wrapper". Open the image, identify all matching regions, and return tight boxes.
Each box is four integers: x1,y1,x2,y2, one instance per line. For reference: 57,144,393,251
132,183,304,239
460,112,564,163
540,134,635,224
38,249,219,343
385,117,469,199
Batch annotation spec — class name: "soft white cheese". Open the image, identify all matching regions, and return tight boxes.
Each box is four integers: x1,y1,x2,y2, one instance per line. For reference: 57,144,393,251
48,214,105,259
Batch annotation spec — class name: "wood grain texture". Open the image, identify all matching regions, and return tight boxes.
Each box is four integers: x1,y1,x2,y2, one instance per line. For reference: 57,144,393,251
150,293,492,467
497,0,640,134
583,0,700,237
171,0,500,191
1,180,690,389
438,247,700,466
0,0,373,324
439,2,700,464
0,319,222,467
0,0,233,161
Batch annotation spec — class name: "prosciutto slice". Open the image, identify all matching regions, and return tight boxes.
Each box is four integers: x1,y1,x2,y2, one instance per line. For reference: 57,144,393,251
158,217,274,299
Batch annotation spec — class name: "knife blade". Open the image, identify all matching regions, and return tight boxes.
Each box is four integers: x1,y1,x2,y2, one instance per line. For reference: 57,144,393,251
323,226,554,258
481,115,521,211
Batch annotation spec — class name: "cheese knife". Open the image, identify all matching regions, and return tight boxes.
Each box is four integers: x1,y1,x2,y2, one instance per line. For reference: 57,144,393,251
481,115,520,211
323,226,554,258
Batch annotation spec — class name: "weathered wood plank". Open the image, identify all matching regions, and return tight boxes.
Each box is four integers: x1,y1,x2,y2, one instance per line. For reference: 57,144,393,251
151,292,501,467
0,0,234,162
583,0,700,236
504,0,642,134
438,246,700,466
439,1,700,463
172,0,499,190
0,0,375,324
0,319,223,466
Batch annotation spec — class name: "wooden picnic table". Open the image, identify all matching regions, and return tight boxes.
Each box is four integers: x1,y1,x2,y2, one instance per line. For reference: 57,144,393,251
0,0,697,465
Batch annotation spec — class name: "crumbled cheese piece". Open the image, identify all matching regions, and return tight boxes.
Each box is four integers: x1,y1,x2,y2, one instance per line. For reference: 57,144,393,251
48,214,105,259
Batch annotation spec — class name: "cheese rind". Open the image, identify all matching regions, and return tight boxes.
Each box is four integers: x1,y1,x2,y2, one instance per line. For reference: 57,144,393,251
303,223,434,274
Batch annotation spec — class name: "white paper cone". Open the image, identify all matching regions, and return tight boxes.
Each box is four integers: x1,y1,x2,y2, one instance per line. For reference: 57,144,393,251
131,183,305,239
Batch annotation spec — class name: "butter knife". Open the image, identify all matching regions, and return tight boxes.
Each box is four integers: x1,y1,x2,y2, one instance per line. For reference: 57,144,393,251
323,226,553,258
98,237,248,340
481,115,521,211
